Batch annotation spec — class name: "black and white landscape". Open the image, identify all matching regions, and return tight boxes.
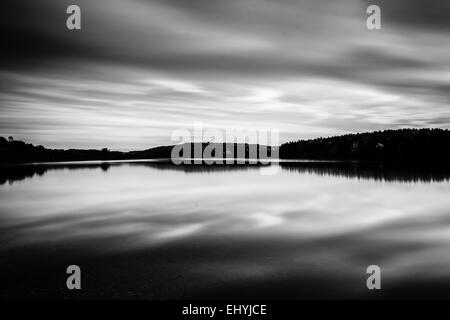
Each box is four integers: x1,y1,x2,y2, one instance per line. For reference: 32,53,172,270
1,0,450,300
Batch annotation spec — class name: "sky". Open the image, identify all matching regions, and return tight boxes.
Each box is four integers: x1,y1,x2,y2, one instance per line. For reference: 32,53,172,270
1,0,450,150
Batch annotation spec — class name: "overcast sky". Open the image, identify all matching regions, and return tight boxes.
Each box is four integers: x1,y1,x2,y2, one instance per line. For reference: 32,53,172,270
1,0,450,150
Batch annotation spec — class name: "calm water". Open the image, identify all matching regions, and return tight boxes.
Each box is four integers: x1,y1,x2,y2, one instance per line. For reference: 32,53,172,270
1,161,450,299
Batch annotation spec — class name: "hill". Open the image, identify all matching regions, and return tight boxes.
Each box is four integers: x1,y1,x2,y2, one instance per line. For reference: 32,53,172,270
0,138,274,164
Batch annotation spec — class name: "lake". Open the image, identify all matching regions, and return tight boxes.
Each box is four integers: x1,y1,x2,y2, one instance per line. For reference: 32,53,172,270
1,160,450,299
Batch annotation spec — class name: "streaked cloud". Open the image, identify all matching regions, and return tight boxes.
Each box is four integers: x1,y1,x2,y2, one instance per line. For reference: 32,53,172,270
1,0,449,149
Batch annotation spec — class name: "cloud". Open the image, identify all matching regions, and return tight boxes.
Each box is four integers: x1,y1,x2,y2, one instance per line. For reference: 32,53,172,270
1,0,450,149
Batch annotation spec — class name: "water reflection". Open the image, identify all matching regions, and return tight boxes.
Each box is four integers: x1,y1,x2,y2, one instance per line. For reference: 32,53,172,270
2,160,450,185
1,160,450,299
0,161,273,185
280,161,450,183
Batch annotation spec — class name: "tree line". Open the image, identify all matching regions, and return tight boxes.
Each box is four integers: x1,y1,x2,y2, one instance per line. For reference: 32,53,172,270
2,128,450,164
279,128,450,163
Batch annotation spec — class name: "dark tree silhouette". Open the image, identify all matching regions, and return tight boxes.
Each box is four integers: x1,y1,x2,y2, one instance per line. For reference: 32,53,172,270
1,128,450,165
280,128,450,164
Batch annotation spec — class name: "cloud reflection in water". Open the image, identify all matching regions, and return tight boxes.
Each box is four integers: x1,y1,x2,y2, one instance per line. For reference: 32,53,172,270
1,161,450,298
